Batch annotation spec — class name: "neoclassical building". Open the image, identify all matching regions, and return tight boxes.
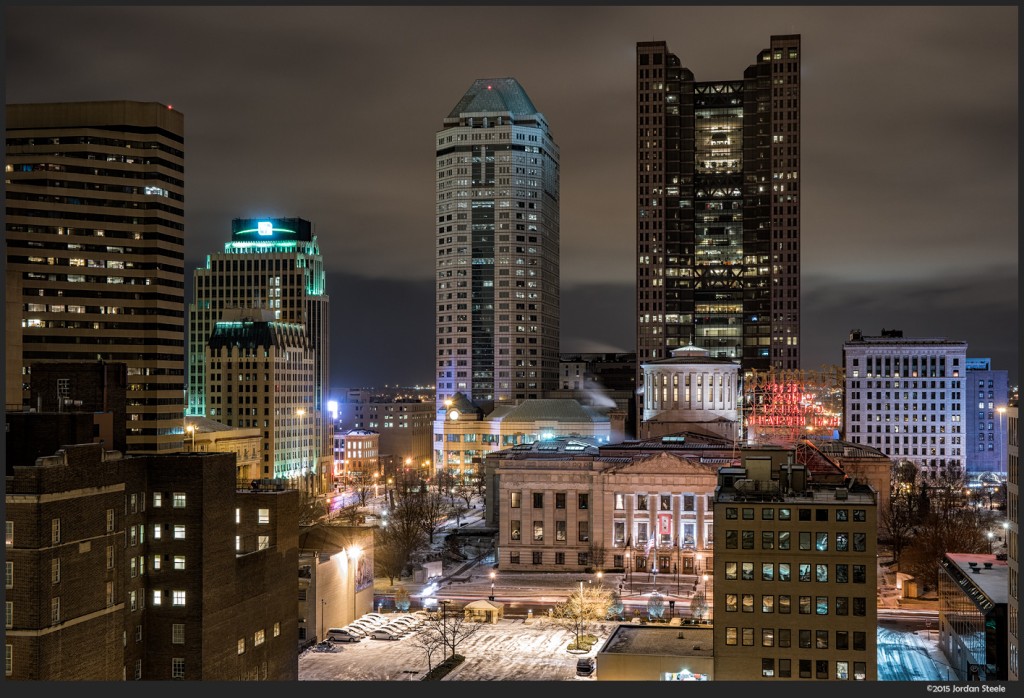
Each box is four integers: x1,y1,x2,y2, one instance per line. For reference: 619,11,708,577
638,345,740,442
484,432,742,575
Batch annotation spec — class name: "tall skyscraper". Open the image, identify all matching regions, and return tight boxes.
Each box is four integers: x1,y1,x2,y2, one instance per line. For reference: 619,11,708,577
188,217,330,493
433,78,560,421
635,36,801,408
5,101,185,452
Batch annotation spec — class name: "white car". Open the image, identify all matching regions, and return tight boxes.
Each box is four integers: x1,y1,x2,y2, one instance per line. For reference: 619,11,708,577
326,628,362,643
370,627,405,641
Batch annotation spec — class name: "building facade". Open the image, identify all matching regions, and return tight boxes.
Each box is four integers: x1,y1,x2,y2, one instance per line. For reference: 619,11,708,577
5,441,299,680
332,429,380,484
712,453,878,681
1008,405,1019,681
938,553,1009,680
183,415,262,484
204,311,323,494
26,360,127,453
340,396,433,466
485,434,730,575
434,77,560,420
964,358,1010,474
297,526,375,646
6,101,185,453
635,35,802,423
842,329,968,481
439,396,612,482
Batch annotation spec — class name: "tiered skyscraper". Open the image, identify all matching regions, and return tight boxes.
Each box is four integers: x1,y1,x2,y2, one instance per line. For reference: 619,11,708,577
5,101,185,452
635,36,801,405
187,217,329,493
433,78,560,420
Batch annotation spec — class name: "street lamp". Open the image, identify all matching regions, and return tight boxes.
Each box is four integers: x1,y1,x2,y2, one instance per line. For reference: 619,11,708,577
987,531,994,555
321,598,327,643
347,545,362,622
490,571,496,601
185,424,195,452
624,551,633,593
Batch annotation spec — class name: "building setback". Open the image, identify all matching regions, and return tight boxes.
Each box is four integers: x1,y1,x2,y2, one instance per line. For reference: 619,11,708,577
5,101,185,453
842,329,968,481
189,217,330,494
434,77,560,420
712,453,878,681
635,36,801,420
5,441,299,680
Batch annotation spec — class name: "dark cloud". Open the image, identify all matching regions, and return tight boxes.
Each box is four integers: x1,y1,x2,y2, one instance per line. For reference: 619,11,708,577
6,5,1018,386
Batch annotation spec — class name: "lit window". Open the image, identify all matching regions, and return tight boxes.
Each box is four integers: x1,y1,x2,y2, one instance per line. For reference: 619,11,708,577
258,509,270,525
5,522,12,547
173,556,185,570
153,492,162,508
273,622,280,637
237,638,245,655
254,629,265,646
172,591,186,606
153,525,161,540
173,525,185,540
172,493,186,508
258,535,270,550
152,590,161,606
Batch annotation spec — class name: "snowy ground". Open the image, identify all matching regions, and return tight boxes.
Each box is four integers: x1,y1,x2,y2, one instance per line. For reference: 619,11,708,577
299,616,605,681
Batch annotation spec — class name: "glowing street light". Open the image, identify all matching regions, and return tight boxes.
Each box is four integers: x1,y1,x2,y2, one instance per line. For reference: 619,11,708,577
489,571,496,600
185,424,195,451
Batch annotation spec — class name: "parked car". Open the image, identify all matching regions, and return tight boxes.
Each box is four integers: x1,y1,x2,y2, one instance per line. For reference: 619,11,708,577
326,628,362,643
576,657,596,677
361,613,388,625
348,619,380,632
388,616,418,629
340,624,371,637
370,627,405,641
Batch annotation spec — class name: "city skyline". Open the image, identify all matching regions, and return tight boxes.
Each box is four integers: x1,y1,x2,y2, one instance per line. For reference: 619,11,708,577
4,5,1018,391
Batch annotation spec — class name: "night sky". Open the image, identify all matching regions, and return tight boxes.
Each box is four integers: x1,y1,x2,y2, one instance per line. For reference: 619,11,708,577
5,5,1019,393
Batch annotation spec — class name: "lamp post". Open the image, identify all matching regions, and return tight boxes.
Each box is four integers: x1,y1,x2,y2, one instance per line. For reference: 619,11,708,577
625,551,633,594
185,424,195,452
321,598,327,643
987,531,994,555
490,571,496,601
347,545,362,623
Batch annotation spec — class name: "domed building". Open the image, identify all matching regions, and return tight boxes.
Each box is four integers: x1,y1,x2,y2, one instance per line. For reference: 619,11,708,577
639,345,740,442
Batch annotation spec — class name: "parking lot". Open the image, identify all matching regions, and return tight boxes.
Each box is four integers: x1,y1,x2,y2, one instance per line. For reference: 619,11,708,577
299,616,607,681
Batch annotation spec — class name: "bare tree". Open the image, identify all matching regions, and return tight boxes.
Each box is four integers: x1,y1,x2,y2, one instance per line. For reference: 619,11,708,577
900,493,989,590
409,628,444,672
689,590,709,620
419,603,483,661
552,583,612,647
880,488,917,564
373,500,426,585
297,492,327,526
408,487,449,542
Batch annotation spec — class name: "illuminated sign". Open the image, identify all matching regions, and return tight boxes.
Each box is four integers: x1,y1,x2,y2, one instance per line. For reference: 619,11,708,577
258,221,273,236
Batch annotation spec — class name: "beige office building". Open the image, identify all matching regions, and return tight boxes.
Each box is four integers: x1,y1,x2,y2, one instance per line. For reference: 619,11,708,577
485,433,729,575
6,101,185,452
204,311,325,493
712,452,878,681
183,415,262,483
